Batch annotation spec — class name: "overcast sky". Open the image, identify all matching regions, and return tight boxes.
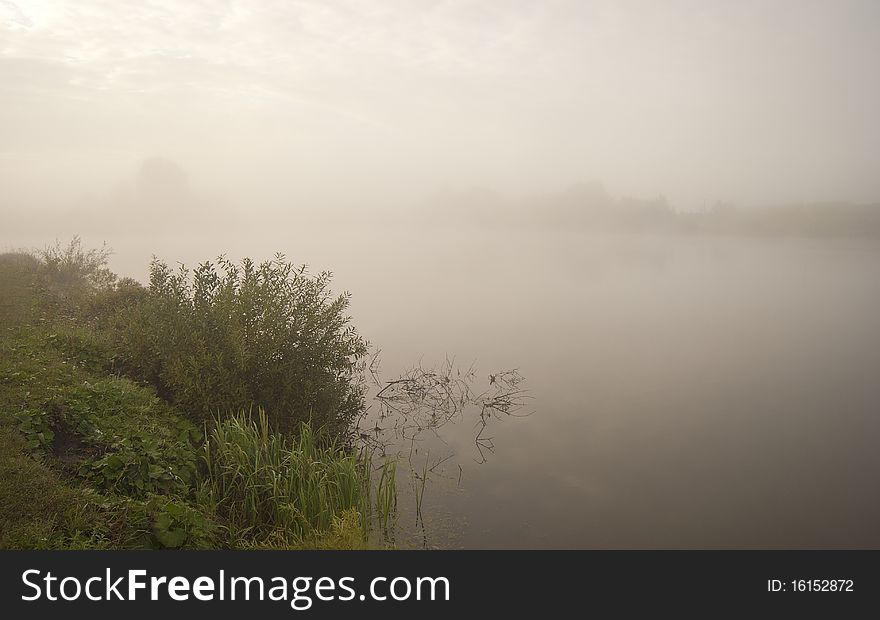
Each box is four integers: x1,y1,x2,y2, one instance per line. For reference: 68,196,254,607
2,0,880,212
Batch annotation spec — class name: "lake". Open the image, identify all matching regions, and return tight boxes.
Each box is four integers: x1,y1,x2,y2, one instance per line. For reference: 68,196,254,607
337,230,880,549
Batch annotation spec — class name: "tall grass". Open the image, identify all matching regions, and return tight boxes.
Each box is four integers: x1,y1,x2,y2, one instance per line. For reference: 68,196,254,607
200,409,395,545
374,458,397,532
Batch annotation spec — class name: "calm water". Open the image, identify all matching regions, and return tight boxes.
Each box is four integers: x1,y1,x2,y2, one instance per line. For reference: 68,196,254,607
8,228,880,548
347,231,880,549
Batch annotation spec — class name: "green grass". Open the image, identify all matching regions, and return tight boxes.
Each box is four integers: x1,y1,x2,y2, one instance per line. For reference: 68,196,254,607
0,324,196,548
0,423,104,548
0,327,201,495
200,409,396,547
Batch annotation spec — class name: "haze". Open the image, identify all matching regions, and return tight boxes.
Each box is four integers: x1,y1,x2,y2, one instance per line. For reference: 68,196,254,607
3,0,880,219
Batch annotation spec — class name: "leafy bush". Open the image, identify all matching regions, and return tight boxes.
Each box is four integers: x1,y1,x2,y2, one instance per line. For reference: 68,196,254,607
84,277,148,328
117,254,368,434
35,238,116,321
0,253,45,328
38,236,116,292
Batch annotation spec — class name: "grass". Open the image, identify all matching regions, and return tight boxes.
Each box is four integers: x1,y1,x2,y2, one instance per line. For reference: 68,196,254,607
374,456,398,531
0,424,105,548
0,323,196,548
201,409,396,547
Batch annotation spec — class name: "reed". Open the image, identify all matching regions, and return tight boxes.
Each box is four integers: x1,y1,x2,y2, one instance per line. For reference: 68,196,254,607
374,460,398,531
200,409,395,545
412,457,429,526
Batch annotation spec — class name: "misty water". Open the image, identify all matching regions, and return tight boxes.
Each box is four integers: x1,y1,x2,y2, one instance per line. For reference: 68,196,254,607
9,228,880,548
346,231,880,549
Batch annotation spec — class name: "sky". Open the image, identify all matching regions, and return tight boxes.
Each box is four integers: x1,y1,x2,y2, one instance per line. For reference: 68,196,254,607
2,0,880,213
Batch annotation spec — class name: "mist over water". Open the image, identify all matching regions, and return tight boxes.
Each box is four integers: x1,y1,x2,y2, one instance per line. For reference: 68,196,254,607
3,0,880,549
358,232,880,548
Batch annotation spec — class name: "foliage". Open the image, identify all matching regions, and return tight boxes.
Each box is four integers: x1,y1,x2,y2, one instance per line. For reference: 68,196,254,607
38,236,116,292
61,377,201,496
0,421,156,549
200,410,392,545
34,237,116,321
116,254,368,434
42,328,120,373
1,328,200,497
302,509,370,550
83,277,148,328
0,252,42,328
78,429,199,498
150,498,218,549
13,407,55,455
0,245,396,550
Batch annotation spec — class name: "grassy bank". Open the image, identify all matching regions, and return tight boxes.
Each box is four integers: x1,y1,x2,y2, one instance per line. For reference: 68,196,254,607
0,242,395,549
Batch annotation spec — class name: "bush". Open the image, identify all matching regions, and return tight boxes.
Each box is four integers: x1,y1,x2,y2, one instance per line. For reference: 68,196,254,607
35,238,116,319
84,277,148,328
38,236,115,291
117,254,368,434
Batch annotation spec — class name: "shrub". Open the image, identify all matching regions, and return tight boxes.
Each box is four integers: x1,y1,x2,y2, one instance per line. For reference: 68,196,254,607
38,236,115,291
0,252,46,327
85,277,148,328
117,254,368,434
35,238,116,321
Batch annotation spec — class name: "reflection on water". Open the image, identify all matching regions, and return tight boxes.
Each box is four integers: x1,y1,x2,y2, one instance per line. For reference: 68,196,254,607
358,358,530,548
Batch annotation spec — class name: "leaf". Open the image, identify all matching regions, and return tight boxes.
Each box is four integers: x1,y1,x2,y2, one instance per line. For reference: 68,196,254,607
165,502,185,519
154,513,172,530
154,527,187,549
104,454,124,472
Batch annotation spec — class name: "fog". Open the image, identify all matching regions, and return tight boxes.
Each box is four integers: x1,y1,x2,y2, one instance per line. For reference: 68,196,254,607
3,0,880,221
3,1,880,548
